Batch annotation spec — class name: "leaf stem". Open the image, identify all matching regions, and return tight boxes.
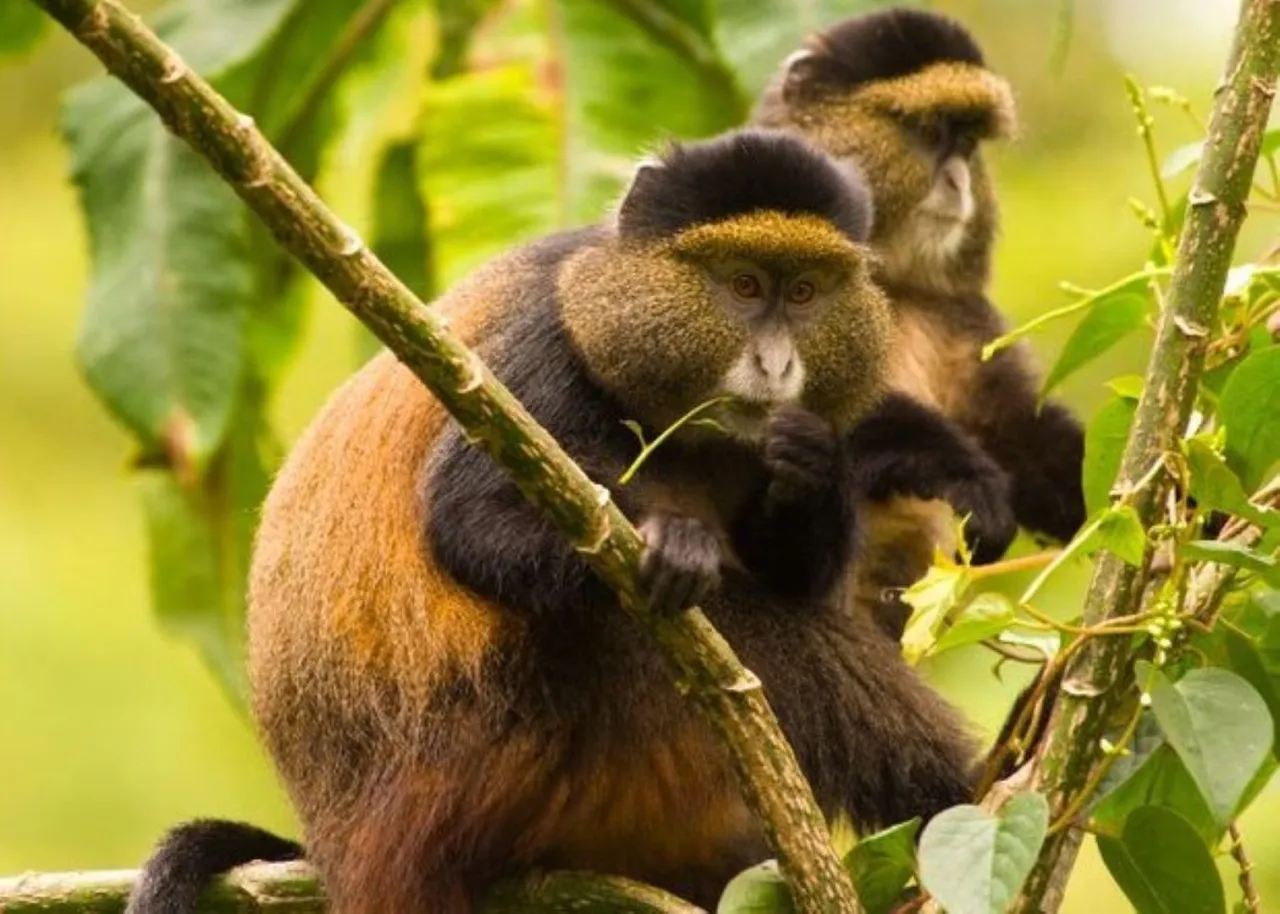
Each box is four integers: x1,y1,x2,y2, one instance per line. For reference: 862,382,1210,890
981,267,1171,361
1125,75,1173,228
618,396,734,486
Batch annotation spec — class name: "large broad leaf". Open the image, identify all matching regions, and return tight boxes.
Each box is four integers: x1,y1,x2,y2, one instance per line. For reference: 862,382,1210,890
1218,347,1280,491
0,0,48,57
63,0,320,466
1083,394,1137,516
713,0,890,98
844,819,920,914
558,0,745,222
139,393,276,707
1145,665,1273,827
420,60,562,288
917,793,1049,914
716,860,794,914
1096,807,1225,914
1040,293,1150,400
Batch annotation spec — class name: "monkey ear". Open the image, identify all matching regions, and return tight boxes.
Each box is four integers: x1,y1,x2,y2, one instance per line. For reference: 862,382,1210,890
780,48,823,105
616,158,669,240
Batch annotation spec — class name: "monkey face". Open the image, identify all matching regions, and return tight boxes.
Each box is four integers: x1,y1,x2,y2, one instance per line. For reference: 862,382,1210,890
558,212,890,440
761,51,1014,295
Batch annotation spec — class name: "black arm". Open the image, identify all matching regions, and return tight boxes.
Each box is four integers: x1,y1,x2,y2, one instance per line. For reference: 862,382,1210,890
732,407,857,600
846,393,1017,564
963,347,1086,544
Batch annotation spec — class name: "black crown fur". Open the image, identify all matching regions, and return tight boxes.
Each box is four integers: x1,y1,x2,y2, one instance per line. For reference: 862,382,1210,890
800,7,984,93
617,129,873,244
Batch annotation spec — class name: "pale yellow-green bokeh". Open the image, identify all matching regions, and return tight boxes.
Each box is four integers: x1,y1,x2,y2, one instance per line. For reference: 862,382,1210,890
0,2,1275,912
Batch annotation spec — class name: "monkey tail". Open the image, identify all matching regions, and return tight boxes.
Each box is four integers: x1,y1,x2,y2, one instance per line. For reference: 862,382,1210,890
126,819,304,914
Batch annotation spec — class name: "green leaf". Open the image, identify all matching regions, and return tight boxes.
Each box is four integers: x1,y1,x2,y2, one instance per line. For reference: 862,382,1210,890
1147,667,1273,827
713,0,882,98
1183,438,1278,527
62,0,325,465
1106,374,1145,400
1090,731,1220,846
1161,140,1204,180
138,394,275,710
845,819,919,914
996,629,1061,661
559,0,745,222
917,793,1049,914
932,593,1016,656
1040,293,1150,399
1180,540,1280,584
1218,347,1280,491
0,0,48,57
1221,628,1280,757
900,560,973,664
716,860,794,914
1090,505,1147,566
419,61,561,288
1097,807,1225,914
1083,395,1137,516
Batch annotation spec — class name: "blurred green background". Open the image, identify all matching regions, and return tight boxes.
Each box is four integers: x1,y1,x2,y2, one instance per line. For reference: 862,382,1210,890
0,0,1275,910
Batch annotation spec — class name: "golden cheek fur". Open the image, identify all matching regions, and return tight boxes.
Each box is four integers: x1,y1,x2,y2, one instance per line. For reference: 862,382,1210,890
794,264,892,431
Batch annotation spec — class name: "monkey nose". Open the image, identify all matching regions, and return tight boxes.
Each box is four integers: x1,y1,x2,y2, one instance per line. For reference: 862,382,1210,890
754,350,795,382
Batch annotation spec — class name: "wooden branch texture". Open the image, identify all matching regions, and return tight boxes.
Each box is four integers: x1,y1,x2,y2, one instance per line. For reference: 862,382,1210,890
0,864,705,913
21,0,861,910
1013,1,1280,909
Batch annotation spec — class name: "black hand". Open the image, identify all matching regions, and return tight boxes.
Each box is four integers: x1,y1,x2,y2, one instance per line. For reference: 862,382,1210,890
638,514,722,616
762,405,840,502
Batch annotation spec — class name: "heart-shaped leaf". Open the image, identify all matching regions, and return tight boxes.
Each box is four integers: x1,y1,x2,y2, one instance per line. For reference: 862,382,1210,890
1096,806,1225,914
1146,665,1273,827
845,818,920,914
918,793,1049,914
1089,505,1147,566
717,860,794,914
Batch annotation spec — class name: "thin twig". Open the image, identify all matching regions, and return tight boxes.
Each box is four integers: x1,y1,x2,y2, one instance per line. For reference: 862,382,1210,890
1228,822,1262,914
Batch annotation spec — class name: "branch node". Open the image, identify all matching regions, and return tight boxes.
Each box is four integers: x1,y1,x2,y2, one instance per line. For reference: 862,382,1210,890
1173,315,1210,338
159,55,188,84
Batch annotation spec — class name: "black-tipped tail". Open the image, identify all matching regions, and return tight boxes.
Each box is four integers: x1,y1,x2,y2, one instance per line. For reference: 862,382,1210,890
126,819,304,914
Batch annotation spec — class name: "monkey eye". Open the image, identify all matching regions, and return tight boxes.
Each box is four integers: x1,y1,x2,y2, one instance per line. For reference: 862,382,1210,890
787,280,816,305
731,273,763,299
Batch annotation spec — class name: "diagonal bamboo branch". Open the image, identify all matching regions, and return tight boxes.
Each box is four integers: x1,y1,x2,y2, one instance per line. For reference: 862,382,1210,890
1012,1,1280,910
22,0,861,910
